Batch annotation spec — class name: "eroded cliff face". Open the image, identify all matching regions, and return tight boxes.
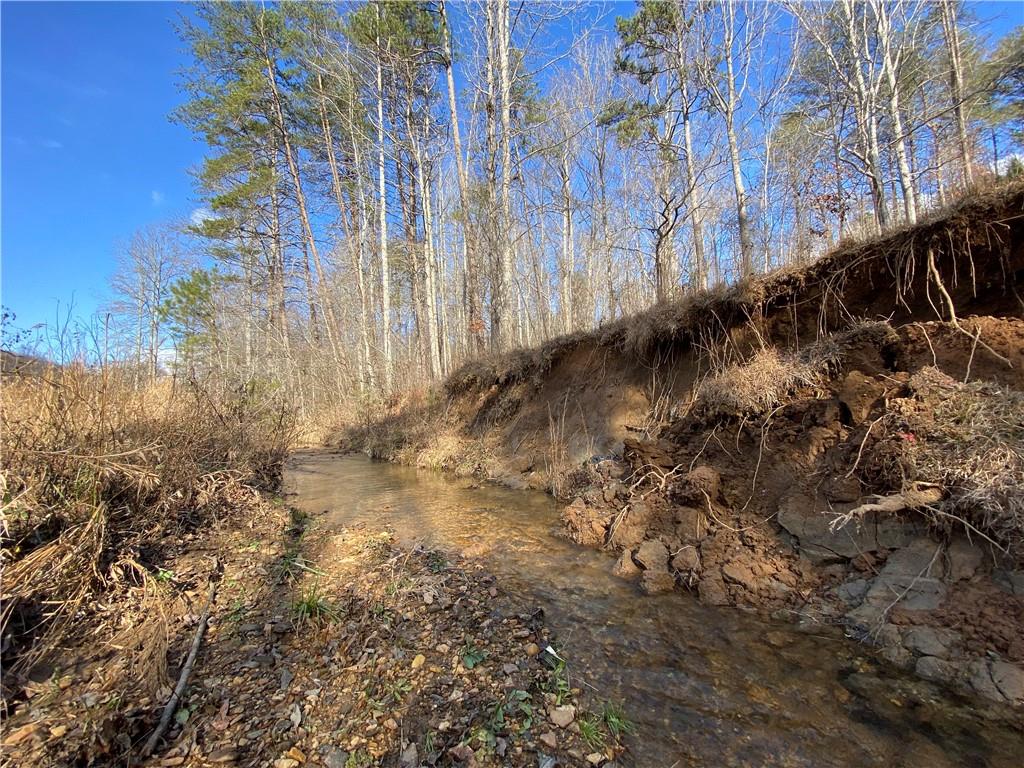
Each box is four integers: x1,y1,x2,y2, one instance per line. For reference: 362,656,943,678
341,183,1024,705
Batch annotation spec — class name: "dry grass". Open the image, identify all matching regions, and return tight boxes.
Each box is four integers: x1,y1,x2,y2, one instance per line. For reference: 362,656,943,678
874,367,1024,559
0,366,295,686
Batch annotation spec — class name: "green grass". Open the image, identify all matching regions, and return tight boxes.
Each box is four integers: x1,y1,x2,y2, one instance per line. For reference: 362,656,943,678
602,699,635,738
277,550,325,581
292,583,340,624
578,712,606,750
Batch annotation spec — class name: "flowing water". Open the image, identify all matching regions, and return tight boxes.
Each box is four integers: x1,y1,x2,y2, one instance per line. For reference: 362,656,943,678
285,451,1023,768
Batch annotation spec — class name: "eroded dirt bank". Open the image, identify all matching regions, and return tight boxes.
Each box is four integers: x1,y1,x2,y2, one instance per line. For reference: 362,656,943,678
339,183,1024,707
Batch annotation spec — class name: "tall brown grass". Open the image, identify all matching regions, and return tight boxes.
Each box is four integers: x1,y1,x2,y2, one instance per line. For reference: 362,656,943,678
0,366,295,685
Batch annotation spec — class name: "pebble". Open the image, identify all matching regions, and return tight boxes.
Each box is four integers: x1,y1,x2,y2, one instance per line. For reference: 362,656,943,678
549,704,576,728
539,731,558,749
208,748,238,763
586,753,604,765
525,643,541,656
411,654,426,669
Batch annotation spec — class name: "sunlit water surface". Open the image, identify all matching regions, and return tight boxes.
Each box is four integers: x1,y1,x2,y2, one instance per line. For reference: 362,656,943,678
286,451,1023,767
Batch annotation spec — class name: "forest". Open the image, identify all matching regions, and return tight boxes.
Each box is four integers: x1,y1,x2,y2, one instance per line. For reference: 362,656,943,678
89,0,1023,407
3,3,1024,767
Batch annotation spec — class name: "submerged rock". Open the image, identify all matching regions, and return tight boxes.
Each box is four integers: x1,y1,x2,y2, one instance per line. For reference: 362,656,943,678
611,551,640,579
639,569,675,595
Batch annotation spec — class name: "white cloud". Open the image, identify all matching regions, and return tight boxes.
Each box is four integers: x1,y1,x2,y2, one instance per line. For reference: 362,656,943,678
190,207,214,226
39,138,63,149
151,190,165,206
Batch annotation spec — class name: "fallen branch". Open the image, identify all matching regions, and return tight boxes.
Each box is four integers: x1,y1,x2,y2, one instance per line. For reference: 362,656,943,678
142,578,218,757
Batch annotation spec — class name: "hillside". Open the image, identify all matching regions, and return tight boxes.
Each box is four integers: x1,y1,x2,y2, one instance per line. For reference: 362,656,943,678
340,181,1024,706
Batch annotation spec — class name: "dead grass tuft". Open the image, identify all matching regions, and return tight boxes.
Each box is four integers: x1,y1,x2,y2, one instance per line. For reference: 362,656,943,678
872,367,1024,559
690,338,842,422
0,367,295,687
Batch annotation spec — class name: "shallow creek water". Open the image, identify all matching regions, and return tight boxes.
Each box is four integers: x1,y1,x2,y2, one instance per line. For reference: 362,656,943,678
285,451,1023,768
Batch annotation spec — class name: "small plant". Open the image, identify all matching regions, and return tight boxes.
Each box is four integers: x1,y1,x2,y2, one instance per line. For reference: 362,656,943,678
370,600,393,626
490,689,533,734
472,726,496,750
385,677,412,704
362,531,393,558
426,551,447,573
344,750,372,768
460,643,486,669
288,506,310,528
546,660,572,705
225,597,247,625
385,576,413,596
423,731,436,756
602,699,634,738
154,567,175,583
578,712,606,750
292,583,339,624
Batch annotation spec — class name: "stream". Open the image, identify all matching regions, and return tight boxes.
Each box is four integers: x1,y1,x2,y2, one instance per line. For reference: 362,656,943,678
285,450,1023,768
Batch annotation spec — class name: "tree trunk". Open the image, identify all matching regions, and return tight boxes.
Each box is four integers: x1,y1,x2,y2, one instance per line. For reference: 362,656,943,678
375,3,392,389
940,0,972,186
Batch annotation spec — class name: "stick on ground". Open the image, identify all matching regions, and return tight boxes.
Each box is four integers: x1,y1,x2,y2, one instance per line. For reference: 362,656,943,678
142,579,217,757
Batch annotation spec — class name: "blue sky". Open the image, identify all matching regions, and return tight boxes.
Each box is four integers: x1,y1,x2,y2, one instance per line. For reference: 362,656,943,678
1,1,1021,340
2,0,203,337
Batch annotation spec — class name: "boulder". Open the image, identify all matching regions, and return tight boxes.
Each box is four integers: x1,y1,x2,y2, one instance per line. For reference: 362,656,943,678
836,578,870,606
968,659,1008,703
902,626,957,658
670,546,701,573
698,575,730,606
990,660,1024,705
838,370,886,425
777,492,925,564
608,501,651,549
683,466,720,500
561,498,610,546
634,539,669,571
915,655,959,685
846,539,947,630
945,537,984,582
639,569,676,595
611,551,640,579
675,506,706,543
721,558,759,592
994,569,1024,596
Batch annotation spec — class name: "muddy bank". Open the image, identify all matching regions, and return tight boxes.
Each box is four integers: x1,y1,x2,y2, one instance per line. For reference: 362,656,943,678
337,183,1024,707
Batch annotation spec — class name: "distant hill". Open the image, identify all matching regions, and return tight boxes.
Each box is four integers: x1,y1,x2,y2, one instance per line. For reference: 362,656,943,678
1,349,52,376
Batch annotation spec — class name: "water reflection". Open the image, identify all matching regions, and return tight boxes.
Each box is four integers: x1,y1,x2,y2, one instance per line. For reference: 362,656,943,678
286,451,1023,767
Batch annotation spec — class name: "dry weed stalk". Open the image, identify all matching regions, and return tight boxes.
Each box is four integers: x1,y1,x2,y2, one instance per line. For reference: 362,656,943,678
0,366,295,685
